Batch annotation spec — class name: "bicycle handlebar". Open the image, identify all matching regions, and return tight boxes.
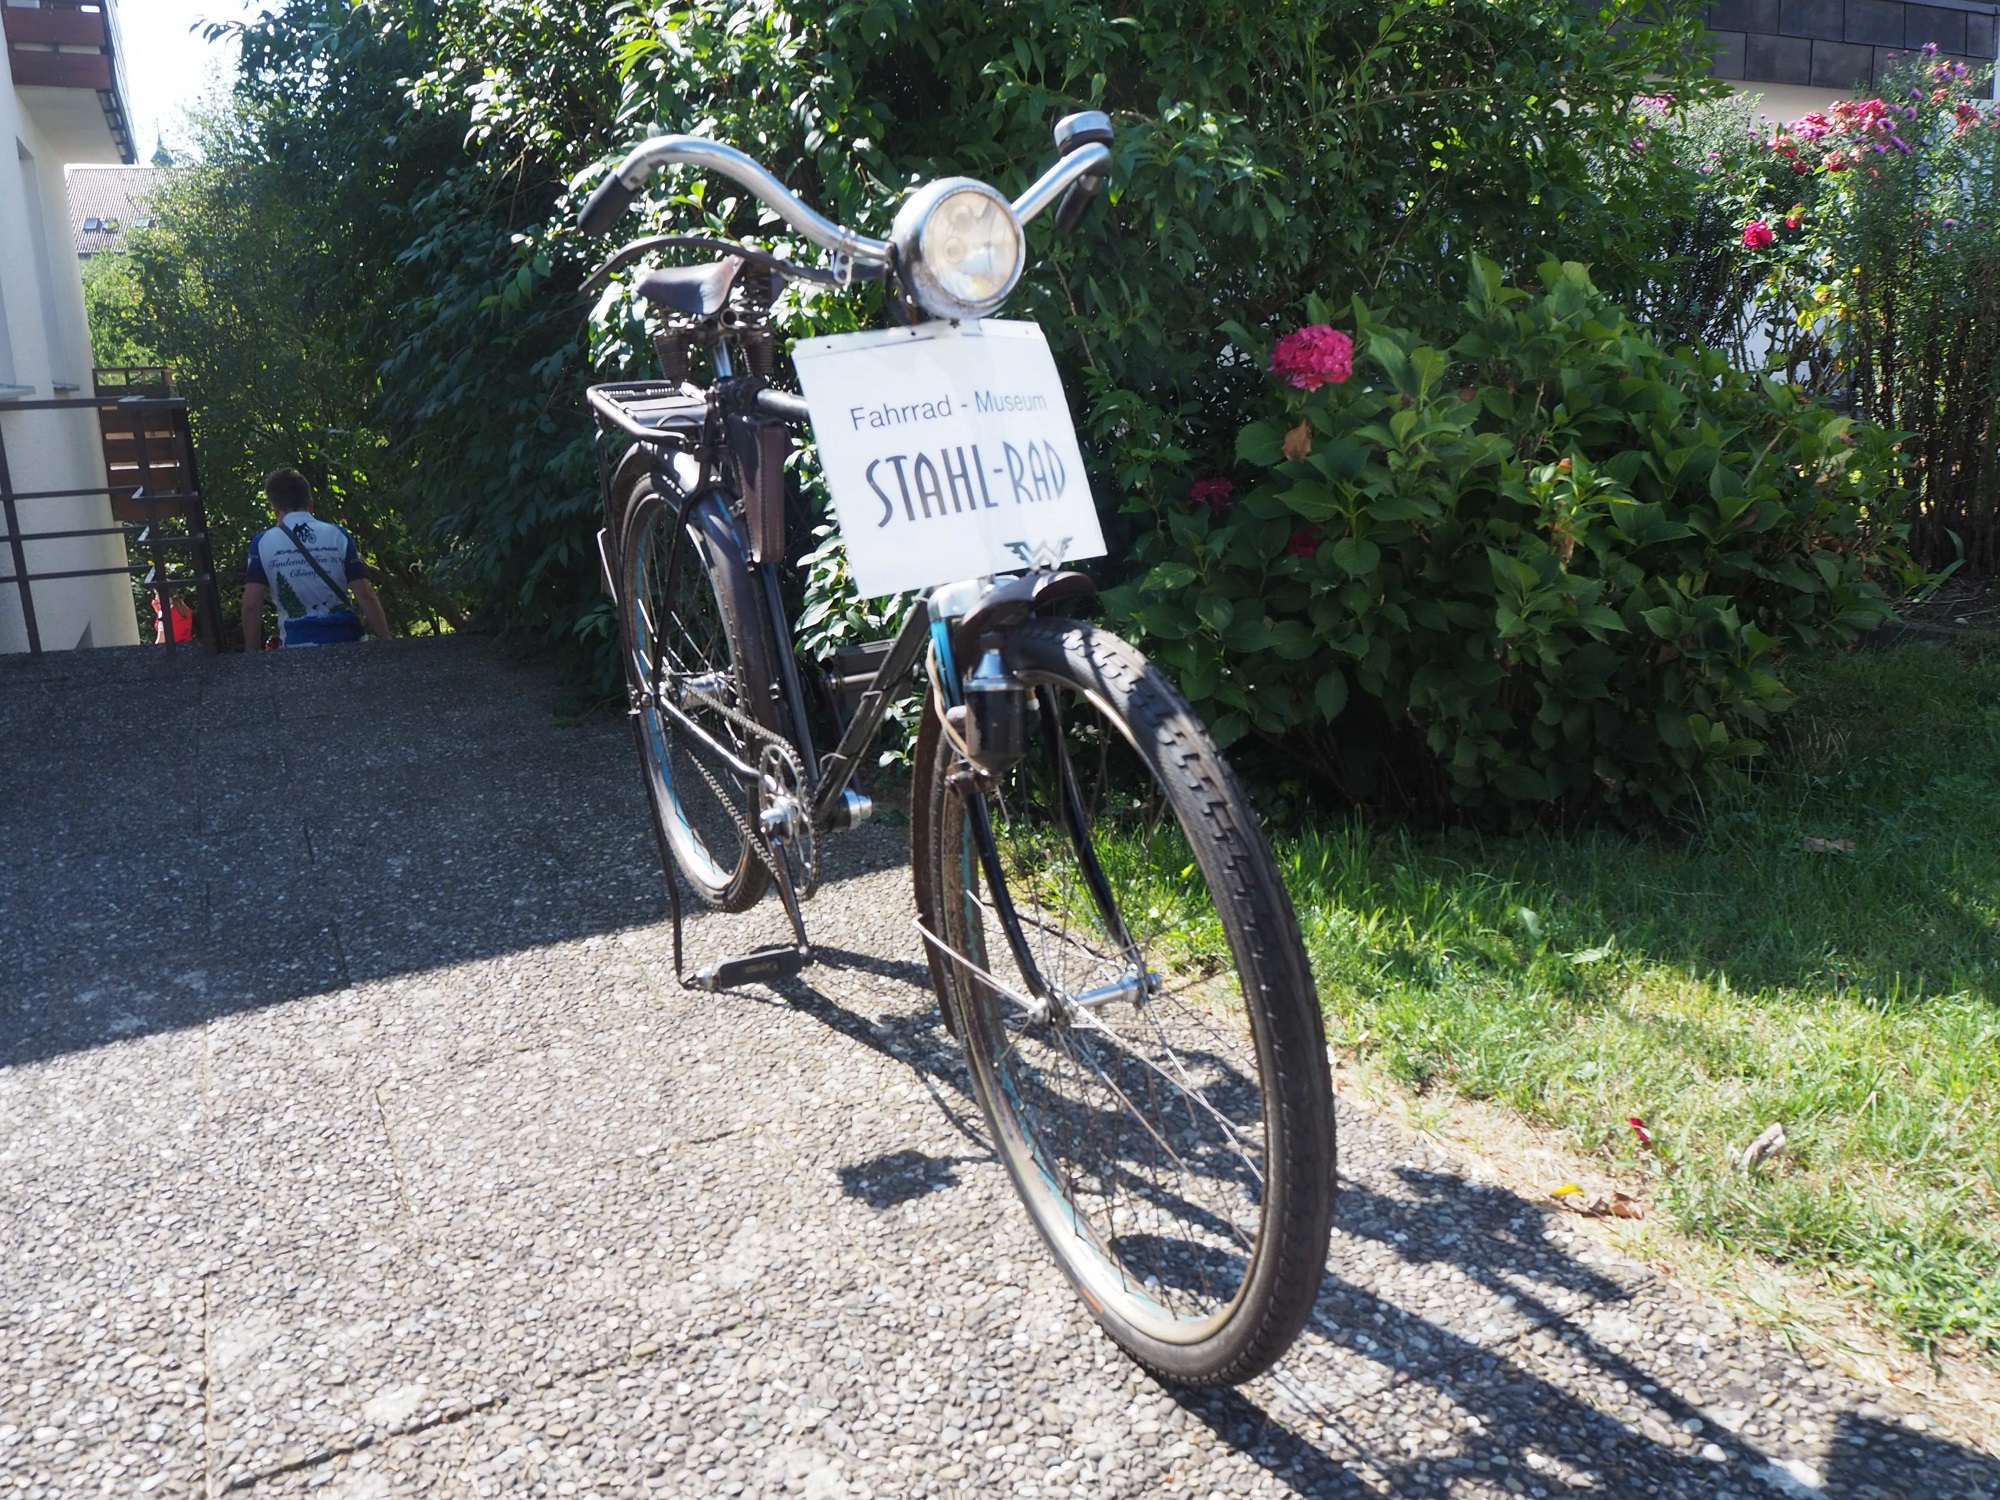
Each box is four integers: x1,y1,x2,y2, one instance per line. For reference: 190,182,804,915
752,387,812,424
580,136,891,261
577,132,1115,253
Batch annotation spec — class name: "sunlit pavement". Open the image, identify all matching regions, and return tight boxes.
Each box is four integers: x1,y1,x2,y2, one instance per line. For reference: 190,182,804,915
3,638,1994,1498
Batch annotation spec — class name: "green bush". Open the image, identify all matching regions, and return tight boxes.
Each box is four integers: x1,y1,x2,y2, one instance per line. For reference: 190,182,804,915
136,0,1720,676
1110,258,1907,819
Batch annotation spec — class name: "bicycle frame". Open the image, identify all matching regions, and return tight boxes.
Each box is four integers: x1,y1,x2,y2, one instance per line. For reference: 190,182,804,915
597,371,1126,1010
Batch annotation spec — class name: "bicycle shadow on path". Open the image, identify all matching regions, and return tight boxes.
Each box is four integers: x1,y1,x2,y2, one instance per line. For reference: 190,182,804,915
765,940,2000,1500
1181,1162,2000,1499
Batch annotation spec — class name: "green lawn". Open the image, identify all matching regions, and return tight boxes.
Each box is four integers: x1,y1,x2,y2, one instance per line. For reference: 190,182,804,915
1282,640,2000,1357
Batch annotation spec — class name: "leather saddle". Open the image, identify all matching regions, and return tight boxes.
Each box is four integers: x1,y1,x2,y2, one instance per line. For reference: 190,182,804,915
634,258,743,317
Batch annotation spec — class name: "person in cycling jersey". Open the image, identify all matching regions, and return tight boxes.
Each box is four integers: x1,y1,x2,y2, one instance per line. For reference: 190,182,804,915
241,469,391,649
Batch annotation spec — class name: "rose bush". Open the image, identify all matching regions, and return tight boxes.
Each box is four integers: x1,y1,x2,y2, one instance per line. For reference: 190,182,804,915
1653,49,2000,572
1108,258,1908,820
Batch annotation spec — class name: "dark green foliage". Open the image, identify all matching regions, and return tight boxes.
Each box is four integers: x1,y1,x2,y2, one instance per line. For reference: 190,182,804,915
99,0,1722,675
589,0,1724,505
1111,259,1908,819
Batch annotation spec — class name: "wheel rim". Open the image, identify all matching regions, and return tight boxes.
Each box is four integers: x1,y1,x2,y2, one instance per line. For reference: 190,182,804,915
627,501,757,894
942,675,1274,1346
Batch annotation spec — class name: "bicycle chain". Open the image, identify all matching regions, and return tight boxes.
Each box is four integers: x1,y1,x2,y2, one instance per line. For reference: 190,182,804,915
639,670,820,899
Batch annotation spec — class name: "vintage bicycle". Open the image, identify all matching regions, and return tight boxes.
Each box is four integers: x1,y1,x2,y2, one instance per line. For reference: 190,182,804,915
577,113,1335,1387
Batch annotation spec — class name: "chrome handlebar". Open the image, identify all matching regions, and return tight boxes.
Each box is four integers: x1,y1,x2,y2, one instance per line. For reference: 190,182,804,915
1009,143,1111,227
583,136,891,261
577,122,1114,251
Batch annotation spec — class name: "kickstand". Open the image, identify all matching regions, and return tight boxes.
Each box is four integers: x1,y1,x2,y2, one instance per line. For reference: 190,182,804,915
632,703,813,993
683,833,815,993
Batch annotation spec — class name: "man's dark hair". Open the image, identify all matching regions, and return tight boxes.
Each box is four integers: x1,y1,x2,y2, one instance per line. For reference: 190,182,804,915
264,469,314,513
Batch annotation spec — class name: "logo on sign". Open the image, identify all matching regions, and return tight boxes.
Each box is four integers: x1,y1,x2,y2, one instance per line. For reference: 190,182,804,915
1004,537,1074,570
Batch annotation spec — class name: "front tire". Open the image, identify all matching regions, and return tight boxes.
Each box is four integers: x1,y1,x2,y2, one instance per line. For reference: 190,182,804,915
917,618,1336,1386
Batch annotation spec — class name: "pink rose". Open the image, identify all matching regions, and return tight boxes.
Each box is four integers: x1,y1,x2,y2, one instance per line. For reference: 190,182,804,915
1270,325,1354,392
1742,220,1775,249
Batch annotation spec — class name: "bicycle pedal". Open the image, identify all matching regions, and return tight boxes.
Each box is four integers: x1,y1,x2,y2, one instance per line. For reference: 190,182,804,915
692,945,810,991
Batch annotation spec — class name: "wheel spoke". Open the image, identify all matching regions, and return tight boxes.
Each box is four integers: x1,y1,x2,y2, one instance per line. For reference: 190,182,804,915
623,492,764,907
937,640,1277,1337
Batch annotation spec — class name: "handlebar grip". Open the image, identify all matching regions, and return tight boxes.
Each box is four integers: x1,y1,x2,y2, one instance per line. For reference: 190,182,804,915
1053,171,1108,233
753,387,812,425
578,172,638,236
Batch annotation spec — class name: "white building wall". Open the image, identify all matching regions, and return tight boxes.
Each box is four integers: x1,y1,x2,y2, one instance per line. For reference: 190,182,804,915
1728,81,1872,126
0,65,139,651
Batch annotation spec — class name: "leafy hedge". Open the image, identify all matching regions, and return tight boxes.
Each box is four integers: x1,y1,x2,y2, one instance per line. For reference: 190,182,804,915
115,0,1721,675
1111,259,1907,819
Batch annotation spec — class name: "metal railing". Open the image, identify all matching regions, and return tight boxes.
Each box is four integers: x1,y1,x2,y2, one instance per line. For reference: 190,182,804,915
0,394,222,654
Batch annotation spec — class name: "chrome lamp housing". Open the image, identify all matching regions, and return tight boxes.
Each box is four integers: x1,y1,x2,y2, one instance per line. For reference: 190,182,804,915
889,177,1025,322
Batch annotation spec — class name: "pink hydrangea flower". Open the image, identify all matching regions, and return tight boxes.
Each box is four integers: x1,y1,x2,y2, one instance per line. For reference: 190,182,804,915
1742,220,1775,249
1188,477,1235,517
1270,326,1354,392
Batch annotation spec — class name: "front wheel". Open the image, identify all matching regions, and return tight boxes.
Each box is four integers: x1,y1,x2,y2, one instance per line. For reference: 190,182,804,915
915,618,1335,1387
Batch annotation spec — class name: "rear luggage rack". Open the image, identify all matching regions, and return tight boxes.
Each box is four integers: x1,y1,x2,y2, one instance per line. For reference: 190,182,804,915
587,381,707,444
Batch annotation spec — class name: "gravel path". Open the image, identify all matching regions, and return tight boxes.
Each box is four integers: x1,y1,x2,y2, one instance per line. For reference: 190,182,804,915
2,637,1994,1499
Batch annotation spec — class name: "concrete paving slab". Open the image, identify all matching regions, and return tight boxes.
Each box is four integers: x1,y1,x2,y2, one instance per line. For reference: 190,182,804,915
203,1239,497,1494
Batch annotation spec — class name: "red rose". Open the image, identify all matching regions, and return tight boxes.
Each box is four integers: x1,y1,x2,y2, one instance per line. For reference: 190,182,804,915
1742,220,1775,249
1270,326,1355,392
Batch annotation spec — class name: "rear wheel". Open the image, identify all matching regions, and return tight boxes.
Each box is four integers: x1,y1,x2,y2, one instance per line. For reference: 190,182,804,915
619,471,781,911
918,618,1335,1387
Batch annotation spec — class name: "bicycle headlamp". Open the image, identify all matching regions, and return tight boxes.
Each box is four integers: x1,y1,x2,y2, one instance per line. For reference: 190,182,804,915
890,178,1024,321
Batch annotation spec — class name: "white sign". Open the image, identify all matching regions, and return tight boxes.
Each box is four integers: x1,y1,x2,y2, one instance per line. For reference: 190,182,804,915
791,320,1106,598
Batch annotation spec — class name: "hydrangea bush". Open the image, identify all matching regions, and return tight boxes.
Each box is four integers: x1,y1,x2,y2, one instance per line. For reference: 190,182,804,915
1107,259,1907,820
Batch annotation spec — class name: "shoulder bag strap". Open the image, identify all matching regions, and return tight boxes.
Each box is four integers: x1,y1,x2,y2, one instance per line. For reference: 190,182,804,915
283,521,356,610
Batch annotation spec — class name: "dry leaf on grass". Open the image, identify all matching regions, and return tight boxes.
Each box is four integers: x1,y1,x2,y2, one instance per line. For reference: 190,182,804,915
1802,836,1857,854
1283,421,1314,461
1549,1183,1646,1219
1738,1121,1788,1173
